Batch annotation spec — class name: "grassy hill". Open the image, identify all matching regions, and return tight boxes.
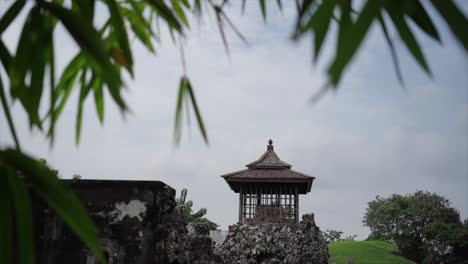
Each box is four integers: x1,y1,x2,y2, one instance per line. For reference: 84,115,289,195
329,240,416,264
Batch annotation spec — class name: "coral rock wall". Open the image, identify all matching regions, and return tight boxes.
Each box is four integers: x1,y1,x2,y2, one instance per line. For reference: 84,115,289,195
215,214,329,264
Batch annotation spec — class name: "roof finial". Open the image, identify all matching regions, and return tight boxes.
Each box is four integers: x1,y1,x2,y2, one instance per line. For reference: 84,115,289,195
267,139,273,150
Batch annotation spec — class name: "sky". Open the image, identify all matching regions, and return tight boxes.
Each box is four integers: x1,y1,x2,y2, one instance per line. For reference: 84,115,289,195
1,1,467,239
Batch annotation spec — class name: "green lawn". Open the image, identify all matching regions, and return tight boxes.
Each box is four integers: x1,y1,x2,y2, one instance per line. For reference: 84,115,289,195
329,240,416,264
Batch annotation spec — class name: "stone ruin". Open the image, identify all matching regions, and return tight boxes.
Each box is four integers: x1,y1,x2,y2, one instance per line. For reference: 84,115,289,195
33,179,328,264
215,214,329,264
32,141,329,263
34,180,328,264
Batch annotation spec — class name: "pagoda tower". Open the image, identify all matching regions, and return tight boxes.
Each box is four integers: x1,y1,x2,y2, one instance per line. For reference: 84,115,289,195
221,140,314,224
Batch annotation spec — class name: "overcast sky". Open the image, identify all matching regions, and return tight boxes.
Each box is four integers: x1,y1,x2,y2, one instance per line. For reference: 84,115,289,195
1,1,467,239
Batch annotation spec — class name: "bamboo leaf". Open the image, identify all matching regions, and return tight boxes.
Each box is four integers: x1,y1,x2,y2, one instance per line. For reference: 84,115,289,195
93,78,104,123
377,13,404,85
404,0,440,42
0,74,20,150
45,54,85,137
293,0,336,61
276,0,283,11
219,11,248,44
49,30,56,144
106,0,133,75
40,1,123,103
40,2,108,65
296,0,317,19
0,149,106,264
185,78,208,144
9,7,35,102
171,0,189,27
430,0,468,51
0,0,26,35
174,76,187,144
328,0,381,86
0,40,12,72
76,71,94,144
387,9,431,75
29,22,49,131
259,0,267,21
72,0,95,22
7,168,34,264
146,0,183,33
125,5,155,52
214,7,230,56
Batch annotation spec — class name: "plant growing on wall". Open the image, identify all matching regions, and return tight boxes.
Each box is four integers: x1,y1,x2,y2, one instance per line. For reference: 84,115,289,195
176,188,218,231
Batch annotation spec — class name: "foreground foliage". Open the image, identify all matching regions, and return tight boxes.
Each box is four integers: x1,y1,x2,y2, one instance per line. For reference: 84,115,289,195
363,191,468,263
329,240,415,264
0,1,467,263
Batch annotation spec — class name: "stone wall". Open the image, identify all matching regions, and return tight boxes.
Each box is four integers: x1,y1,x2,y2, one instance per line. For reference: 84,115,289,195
33,180,212,264
33,180,328,264
215,214,329,264
209,230,228,244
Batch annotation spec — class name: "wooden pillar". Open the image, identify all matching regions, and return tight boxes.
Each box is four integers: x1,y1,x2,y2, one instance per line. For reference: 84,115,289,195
294,184,299,224
239,185,243,223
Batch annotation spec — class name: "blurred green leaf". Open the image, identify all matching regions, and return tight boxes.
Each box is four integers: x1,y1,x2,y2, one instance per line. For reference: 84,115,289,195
276,0,283,11
311,0,335,61
76,71,94,144
93,78,105,123
260,0,267,21
146,0,183,33
106,0,134,75
40,1,124,107
9,7,39,126
0,74,20,150
0,168,12,264
0,149,106,264
185,77,208,144
0,40,12,71
174,76,208,144
171,0,189,27
72,0,95,22
329,1,381,86
0,0,26,35
430,0,468,51
125,4,155,52
386,7,431,75
7,168,34,264
377,14,404,85
46,54,85,138
403,0,440,42
174,76,187,144
294,0,336,62
48,31,56,144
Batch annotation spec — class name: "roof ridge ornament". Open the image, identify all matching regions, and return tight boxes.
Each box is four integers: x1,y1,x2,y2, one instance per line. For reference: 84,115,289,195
267,139,273,150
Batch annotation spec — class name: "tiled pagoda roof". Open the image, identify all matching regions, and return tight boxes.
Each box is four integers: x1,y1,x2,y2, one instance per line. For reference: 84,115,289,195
221,140,314,193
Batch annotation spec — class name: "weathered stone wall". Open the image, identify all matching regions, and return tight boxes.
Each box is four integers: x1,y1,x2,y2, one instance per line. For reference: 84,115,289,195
34,180,327,264
33,180,213,264
214,214,329,264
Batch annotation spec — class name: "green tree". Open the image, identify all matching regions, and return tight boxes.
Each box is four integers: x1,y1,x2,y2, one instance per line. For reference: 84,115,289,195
323,229,344,244
176,188,218,231
363,191,466,263
0,1,467,263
